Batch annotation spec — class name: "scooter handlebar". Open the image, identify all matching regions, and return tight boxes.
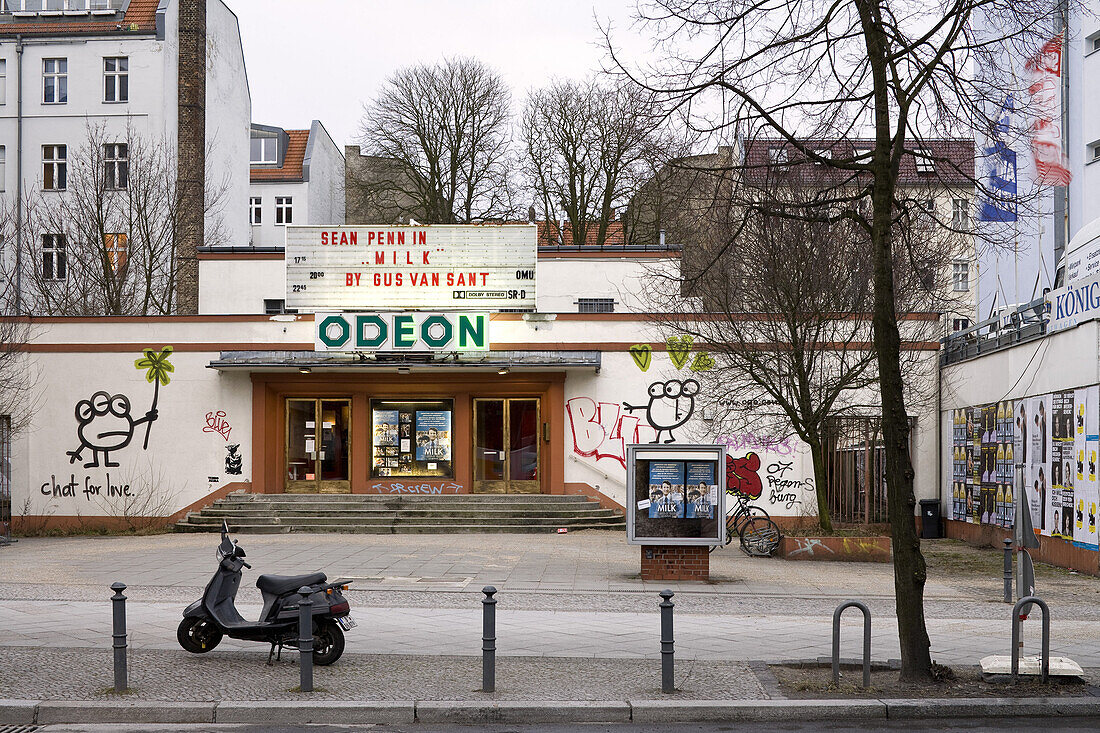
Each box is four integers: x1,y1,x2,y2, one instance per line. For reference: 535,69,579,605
241,560,252,569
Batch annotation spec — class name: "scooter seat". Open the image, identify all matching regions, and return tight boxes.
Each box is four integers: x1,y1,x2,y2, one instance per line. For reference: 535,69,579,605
256,571,327,596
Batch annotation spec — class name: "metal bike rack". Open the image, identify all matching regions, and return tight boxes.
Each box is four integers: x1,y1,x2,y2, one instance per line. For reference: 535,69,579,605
832,600,871,687
1011,595,1050,683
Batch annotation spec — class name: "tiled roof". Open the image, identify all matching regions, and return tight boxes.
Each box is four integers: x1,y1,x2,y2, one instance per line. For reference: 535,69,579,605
535,220,626,247
741,138,975,186
251,130,310,183
0,0,157,36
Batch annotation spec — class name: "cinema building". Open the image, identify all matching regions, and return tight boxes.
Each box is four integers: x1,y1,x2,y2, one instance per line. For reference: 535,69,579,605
5,223,944,534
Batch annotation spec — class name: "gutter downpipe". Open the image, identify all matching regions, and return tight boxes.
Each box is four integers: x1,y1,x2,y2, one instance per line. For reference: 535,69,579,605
14,34,23,315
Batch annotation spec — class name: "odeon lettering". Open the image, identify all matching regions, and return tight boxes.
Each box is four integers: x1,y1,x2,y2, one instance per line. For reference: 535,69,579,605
315,312,489,352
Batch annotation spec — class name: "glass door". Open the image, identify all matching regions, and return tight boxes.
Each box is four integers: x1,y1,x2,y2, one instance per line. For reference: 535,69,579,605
473,398,540,493
285,399,351,494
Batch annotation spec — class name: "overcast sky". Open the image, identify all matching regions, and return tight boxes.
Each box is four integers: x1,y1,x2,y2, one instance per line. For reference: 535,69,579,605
232,0,648,148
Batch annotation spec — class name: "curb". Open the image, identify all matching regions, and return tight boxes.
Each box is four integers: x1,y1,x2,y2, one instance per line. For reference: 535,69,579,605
3,697,1100,725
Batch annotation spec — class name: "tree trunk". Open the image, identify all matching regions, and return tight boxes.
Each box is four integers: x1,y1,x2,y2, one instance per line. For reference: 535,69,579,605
808,438,833,532
870,189,933,682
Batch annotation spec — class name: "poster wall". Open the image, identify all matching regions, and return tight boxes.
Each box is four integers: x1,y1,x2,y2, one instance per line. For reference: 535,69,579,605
950,386,1100,551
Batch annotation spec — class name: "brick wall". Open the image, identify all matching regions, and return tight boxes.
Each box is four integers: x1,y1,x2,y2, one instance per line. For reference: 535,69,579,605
640,545,710,581
174,0,206,313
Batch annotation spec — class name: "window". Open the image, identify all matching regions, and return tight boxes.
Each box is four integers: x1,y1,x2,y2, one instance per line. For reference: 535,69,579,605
914,149,935,174
578,297,615,313
0,59,6,105
104,233,127,274
768,147,788,166
103,143,127,189
42,144,66,190
103,57,127,102
42,58,66,104
952,318,970,332
952,198,969,229
854,147,872,161
250,136,277,164
0,146,5,192
371,399,454,479
249,196,262,224
952,261,970,292
812,148,832,164
1088,140,1100,163
275,196,292,224
42,233,66,281
264,298,296,315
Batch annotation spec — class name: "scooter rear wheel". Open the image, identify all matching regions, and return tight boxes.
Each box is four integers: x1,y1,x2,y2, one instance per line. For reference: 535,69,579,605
312,620,345,665
177,616,223,653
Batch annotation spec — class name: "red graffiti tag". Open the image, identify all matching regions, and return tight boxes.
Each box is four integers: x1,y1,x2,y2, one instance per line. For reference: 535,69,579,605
726,452,763,499
567,397,658,468
203,411,232,441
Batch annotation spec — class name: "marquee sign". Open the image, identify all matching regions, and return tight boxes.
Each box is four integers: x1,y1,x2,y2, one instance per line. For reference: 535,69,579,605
314,312,490,353
285,225,537,311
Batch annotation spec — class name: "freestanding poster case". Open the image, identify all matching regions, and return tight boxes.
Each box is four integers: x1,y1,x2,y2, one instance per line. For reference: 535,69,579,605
626,444,727,546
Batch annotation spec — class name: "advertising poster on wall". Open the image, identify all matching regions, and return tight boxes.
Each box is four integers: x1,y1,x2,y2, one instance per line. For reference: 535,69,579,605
684,462,716,519
980,404,998,524
1078,386,1100,549
952,409,966,521
415,411,452,462
996,400,1015,528
1026,395,1051,535
1052,390,1074,539
648,462,685,518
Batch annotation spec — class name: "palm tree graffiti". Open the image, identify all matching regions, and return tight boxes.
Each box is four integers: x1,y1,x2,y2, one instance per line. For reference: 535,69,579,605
134,346,174,450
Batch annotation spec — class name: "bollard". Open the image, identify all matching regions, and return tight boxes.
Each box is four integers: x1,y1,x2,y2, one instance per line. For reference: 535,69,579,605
110,582,128,693
297,586,314,693
1011,595,1050,684
1002,539,1013,603
482,586,497,692
831,600,871,688
659,589,675,693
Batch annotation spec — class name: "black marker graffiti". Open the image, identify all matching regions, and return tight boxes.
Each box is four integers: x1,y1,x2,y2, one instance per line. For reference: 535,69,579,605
623,378,700,444
225,444,243,475
66,391,158,469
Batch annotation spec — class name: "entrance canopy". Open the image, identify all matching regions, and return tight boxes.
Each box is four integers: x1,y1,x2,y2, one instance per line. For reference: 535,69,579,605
207,350,601,373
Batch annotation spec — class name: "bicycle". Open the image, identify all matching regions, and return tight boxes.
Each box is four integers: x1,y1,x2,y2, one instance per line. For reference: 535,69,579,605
712,492,782,556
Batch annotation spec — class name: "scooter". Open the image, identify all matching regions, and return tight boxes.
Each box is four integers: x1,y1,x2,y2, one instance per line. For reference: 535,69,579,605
177,522,356,665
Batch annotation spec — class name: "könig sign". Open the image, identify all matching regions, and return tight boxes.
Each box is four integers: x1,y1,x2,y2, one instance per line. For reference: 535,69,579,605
315,312,490,353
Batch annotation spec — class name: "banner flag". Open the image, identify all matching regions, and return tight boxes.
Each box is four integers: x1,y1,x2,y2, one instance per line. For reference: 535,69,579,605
978,95,1018,222
1025,33,1071,186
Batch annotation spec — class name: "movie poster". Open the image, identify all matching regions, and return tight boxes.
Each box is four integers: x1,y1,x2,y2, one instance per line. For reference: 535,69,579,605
997,400,1015,528
648,461,685,518
684,462,717,519
415,410,452,461
980,404,998,524
1051,391,1073,539
1077,386,1100,550
952,408,967,521
1028,394,1052,536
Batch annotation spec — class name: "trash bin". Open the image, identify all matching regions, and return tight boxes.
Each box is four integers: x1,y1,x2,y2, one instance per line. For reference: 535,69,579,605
919,499,941,539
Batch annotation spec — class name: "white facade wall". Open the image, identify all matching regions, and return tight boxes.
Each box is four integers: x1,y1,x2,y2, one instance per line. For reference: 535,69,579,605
248,180,305,248
304,120,344,230
198,257,284,314
536,257,672,313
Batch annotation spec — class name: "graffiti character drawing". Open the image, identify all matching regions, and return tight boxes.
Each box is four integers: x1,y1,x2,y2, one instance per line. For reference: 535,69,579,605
726,452,763,499
67,391,158,469
623,378,699,443
225,444,243,475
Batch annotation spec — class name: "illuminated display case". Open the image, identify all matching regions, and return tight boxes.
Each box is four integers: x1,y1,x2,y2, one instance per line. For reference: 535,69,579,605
370,399,454,478
626,444,727,546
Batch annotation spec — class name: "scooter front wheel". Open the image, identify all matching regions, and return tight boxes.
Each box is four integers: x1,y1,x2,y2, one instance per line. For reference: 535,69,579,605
177,616,223,653
312,620,345,665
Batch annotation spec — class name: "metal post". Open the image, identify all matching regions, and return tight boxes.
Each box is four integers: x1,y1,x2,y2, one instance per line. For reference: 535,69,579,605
482,586,497,692
831,600,871,688
659,589,675,693
110,582,128,693
1011,595,1050,684
1002,539,1013,603
297,586,313,693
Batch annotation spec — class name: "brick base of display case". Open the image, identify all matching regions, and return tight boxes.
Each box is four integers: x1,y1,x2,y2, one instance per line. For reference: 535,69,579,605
640,545,710,580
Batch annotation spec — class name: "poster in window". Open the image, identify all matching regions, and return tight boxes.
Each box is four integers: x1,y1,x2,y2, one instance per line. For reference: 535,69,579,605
415,410,452,461
373,409,399,447
647,461,684,518
684,462,716,519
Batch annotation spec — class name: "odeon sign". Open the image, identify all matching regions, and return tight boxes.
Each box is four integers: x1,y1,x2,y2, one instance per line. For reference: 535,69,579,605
314,312,490,352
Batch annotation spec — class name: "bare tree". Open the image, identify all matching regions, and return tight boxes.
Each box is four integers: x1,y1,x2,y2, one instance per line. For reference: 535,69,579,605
1,123,228,316
522,79,673,246
356,57,515,224
608,0,1052,680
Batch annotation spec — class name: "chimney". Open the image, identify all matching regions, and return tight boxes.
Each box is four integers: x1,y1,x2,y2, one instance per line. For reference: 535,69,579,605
174,0,207,314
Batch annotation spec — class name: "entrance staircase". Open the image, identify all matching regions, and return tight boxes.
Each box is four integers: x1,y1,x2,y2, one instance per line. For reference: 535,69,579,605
175,492,625,534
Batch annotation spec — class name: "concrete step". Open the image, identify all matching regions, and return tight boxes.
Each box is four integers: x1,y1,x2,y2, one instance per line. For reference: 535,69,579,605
221,494,594,503
195,507,616,519
176,521,625,534
181,514,625,527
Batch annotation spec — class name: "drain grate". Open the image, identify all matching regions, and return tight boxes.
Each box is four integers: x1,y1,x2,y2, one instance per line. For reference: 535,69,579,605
0,726,40,733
